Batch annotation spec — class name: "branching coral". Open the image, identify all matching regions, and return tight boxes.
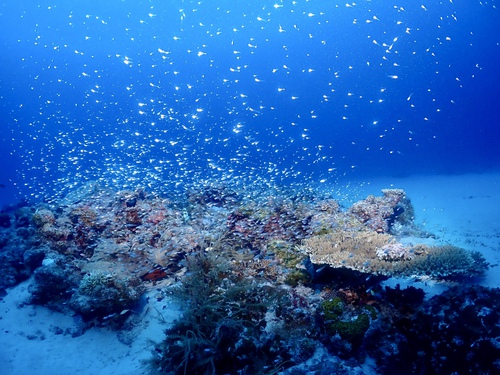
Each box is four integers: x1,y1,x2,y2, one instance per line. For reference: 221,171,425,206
398,245,488,278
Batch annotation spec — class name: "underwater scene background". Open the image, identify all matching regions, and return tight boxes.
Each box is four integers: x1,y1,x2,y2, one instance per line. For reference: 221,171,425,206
1,0,499,203
0,1,499,375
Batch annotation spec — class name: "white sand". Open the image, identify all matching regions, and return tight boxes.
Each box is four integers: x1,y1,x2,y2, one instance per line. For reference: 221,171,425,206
0,280,178,375
1,171,499,374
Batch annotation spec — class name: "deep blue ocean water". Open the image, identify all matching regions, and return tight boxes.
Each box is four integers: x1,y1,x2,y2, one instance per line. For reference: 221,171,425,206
1,0,499,205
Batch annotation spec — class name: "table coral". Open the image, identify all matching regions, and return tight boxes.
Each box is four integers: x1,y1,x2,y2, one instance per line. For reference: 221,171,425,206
376,242,414,261
302,230,488,279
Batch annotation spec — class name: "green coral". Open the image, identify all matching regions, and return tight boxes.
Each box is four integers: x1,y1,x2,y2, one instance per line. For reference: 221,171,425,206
314,227,333,236
272,242,306,269
330,313,370,345
284,270,311,287
321,297,344,321
283,250,306,268
266,239,290,253
364,305,378,320
320,298,372,348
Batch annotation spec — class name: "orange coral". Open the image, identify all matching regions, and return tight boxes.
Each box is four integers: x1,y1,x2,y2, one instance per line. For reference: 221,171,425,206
141,267,169,284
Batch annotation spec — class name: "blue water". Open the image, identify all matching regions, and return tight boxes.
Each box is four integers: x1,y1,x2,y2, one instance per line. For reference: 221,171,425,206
1,0,499,205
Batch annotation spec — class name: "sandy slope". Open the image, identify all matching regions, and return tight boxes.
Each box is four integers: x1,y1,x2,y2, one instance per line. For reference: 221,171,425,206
0,280,177,375
1,172,499,375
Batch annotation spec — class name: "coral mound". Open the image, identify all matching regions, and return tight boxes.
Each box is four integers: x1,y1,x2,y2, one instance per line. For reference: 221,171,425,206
0,181,492,374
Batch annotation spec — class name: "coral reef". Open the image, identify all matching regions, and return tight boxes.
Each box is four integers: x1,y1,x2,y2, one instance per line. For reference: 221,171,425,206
371,285,500,374
186,184,239,206
148,252,308,374
0,181,494,373
225,196,313,251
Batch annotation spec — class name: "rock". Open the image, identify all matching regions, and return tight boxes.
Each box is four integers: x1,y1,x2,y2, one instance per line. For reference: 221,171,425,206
23,248,45,271
0,234,8,249
32,208,55,227
16,228,29,240
0,213,11,228
29,255,81,311
15,207,33,227
0,250,29,291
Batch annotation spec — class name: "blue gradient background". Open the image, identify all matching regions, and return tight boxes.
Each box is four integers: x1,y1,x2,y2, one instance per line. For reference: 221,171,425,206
1,0,499,205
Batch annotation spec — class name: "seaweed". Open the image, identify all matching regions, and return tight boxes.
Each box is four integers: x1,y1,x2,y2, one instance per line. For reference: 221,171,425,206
149,252,296,374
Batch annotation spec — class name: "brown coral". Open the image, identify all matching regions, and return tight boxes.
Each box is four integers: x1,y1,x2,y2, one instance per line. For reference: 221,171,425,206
301,229,488,279
301,229,393,274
